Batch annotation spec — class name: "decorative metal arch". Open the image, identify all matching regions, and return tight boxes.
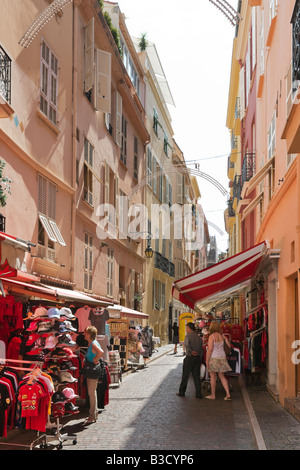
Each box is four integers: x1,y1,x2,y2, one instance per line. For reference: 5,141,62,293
128,164,228,201
19,0,72,48
208,0,241,27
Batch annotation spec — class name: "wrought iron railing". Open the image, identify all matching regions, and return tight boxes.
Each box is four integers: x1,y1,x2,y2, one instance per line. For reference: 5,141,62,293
0,45,11,104
242,152,255,186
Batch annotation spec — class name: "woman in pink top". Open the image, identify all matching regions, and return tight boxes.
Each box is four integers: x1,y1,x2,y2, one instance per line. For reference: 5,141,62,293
205,321,231,400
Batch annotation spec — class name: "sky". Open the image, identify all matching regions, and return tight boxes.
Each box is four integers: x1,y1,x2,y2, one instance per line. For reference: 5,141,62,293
115,0,237,253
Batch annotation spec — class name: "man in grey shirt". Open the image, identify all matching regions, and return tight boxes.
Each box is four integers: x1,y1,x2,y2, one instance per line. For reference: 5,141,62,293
177,322,203,399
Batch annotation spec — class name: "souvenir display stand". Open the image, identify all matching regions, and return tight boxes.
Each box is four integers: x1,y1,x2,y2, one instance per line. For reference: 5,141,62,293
108,350,122,386
107,318,129,370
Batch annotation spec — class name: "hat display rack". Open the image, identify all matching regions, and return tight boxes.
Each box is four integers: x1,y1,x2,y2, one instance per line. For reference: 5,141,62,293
30,306,79,449
0,305,80,449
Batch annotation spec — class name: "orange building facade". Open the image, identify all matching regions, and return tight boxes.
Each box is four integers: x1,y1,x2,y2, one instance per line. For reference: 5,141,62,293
226,0,300,410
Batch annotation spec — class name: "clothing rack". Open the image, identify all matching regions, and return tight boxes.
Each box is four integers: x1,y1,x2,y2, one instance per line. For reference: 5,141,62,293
0,358,47,450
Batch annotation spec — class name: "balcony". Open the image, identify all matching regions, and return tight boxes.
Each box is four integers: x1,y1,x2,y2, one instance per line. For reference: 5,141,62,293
154,251,175,277
242,152,256,186
227,199,235,218
233,175,242,208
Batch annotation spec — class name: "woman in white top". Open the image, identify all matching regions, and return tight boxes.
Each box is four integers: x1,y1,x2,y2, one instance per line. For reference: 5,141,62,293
205,321,231,400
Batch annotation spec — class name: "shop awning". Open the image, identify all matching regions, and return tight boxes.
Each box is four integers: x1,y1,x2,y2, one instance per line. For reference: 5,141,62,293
0,278,57,301
172,242,267,310
107,305,149,319
40,285,113,307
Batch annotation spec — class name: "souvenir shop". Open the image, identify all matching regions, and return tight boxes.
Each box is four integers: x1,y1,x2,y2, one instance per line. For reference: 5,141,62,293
0,277,114,448
173,242,270,383
106,305,150,371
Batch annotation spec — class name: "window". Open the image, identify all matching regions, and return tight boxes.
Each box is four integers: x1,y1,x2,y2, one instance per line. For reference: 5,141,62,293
84,233,93,292
147,147,152,188
260,10,265,76
163,132,169,157
40,39,58,125
107,248,114,297
120,115,127,165
267,113,276,160
0,45,11,104
84,18,111,113
37,174,66,262
269,0,278,24
153,108,159,136
84,138,94,206
120,36,140,96
134,136,138,180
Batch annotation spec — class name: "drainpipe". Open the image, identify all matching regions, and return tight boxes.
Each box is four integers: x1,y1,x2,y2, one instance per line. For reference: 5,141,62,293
70,0,80,284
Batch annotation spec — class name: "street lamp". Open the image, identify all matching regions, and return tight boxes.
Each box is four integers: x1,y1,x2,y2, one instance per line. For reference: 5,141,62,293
129,231,153,259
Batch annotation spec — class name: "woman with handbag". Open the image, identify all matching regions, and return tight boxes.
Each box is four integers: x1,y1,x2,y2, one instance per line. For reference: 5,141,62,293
205,321,232,401
83,326,104,424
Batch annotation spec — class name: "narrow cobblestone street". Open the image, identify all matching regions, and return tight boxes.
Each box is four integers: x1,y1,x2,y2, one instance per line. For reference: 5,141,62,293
2,345,300,453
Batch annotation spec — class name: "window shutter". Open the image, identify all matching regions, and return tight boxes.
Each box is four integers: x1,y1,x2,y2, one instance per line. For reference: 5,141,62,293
48,182,56,221
286,62,292,117
96,49,111,113
39,214,57,243
49,221,66,247
116,91,122,148
84,18,95,93
38,175,47,215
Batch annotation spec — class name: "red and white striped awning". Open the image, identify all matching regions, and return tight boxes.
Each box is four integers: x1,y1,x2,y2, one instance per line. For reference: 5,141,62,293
172,242,267,310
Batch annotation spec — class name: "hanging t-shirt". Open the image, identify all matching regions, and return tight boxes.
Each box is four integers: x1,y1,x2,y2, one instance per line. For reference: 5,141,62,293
89,308,109,335
75,306,92,332
0,381,12,437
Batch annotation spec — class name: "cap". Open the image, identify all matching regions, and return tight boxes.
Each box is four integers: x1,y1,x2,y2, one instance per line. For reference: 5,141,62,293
51,403,65,418
37,321,53,333
44,335,58,349
52,391,66,404
47,307,61,319
59,371,78,383
26,322,38,332
59,360,77,371
32,307,48,319
57,334,76,347
64,402,79,414
60,307,75,319
62,387,79,400
63,320,77,332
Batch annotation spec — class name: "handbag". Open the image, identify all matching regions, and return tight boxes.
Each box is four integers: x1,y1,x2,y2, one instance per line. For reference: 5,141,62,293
223,338,232,356
83,359,106,381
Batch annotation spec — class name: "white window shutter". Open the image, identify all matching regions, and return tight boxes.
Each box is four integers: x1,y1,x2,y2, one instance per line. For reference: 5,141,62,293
49,221,66,247
116,91,122,147
39,214,57,243
96,49,111,113
84,18,95,93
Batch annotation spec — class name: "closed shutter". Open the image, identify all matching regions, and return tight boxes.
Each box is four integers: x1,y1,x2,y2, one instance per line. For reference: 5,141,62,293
114,174,119,228
84,18,95,93
96,49,111,113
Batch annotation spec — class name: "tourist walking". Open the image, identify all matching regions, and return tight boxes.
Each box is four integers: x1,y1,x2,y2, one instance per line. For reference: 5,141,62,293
176,322,203,399
205,321,231,400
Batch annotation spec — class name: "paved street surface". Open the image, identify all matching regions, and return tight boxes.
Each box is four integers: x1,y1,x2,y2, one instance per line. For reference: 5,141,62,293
1,344,300,453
